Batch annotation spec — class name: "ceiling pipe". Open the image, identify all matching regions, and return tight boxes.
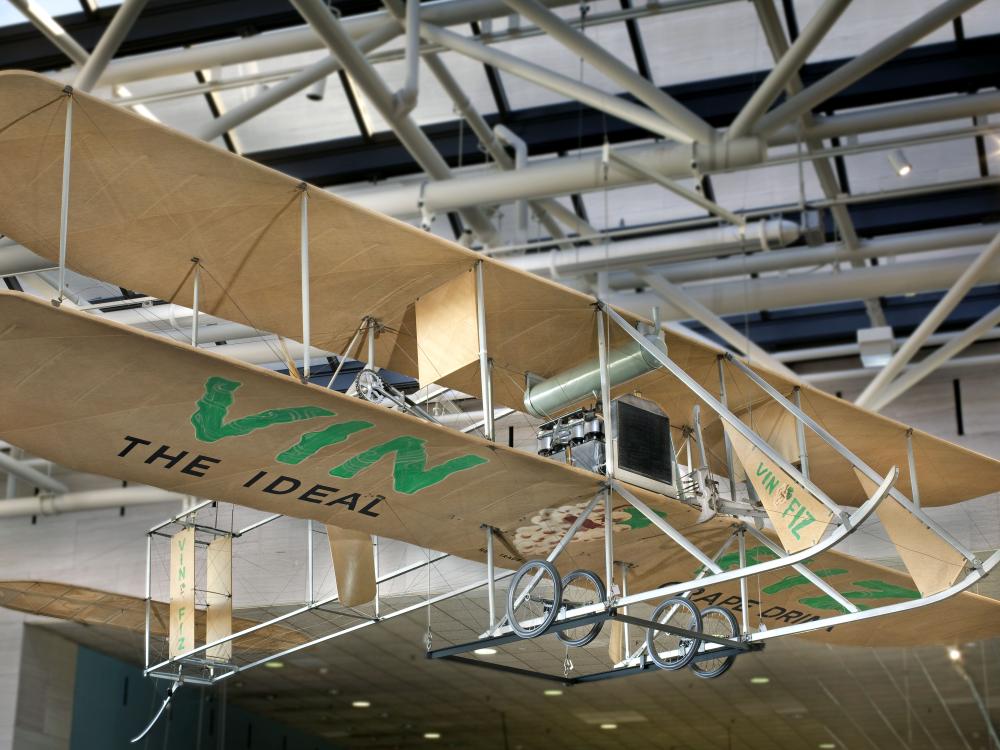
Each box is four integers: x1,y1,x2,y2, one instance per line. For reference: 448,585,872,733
775,327,1000,364
0,486,184,519
501,0,714,142
0,451,68,495
346,136,764,217
608,223,1000,288
502,218,799,276
754,0,986,138
801,353,1000,386
769,91,1000,146
608,250,1000,321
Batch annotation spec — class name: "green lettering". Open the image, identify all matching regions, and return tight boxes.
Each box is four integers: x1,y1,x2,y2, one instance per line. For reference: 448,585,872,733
276,421,375,465
764,473,779,495
191,376,333,442
762,568,847,595
799,579,920,614
329,436,488,495
790,509,816,539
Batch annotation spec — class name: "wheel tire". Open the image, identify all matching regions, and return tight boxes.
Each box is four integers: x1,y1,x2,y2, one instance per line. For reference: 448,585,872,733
506,560,562,639
556,569,606,648
691,606,740,679
646,597,703,671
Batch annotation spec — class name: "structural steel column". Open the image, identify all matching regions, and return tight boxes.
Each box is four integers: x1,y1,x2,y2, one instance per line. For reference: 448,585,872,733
74,0,151,92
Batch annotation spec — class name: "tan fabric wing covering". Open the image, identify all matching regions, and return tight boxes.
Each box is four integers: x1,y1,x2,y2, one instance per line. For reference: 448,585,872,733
856,469,966,597
1,292,998,647
326,525,377,608
0,71,998,507
415,268,480,387
0,580,307,652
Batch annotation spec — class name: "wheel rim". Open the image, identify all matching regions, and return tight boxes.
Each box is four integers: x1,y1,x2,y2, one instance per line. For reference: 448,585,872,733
691,606,739,679
507,561,561,638
556,570,605,647
646,597,702,670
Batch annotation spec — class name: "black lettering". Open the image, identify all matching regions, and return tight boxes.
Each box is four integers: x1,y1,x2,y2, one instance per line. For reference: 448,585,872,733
243,470,267,488
299,484,339,504
144,444,189,469
118,435,151,458
683,586,705,598
180,454,222,478
745,598,760,610
692,592,720,606
776,609,803,623
359,495,384,517
326,492,360,510
797,614,821,625
760,606,786,619
718,595,743,610
262,476,301,495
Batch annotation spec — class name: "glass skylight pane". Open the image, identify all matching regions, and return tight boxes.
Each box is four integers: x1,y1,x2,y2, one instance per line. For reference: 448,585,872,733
794,0,956,63
644,2,774,87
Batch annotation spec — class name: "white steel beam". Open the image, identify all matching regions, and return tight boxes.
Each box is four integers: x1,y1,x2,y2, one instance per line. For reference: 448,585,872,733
197,24,398,142
420,23,694,143
640,271,798,379
501,0,715,142
754,0,986,137
289,0,499,245
9,0,89,64
727,0,851,138
856,230,1000,409
74,0,150,92
870,302,1000,411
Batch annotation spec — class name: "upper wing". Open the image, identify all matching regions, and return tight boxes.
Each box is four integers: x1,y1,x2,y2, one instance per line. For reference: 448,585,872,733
2,291,998,647
0,71,997,507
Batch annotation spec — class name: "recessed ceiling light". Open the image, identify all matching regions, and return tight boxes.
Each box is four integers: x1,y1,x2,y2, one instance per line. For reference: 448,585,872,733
543,689,563,696
750,676,770,685
352,700,371,708
327,688,339,695
318,666,329,675
474,647,497,655
599,723,617,730
264,660,284,669
423,732,441,739
948,647,962,662
818,744,836,749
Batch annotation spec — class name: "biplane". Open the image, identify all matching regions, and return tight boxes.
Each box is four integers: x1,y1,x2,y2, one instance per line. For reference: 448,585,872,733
1,70,1000,692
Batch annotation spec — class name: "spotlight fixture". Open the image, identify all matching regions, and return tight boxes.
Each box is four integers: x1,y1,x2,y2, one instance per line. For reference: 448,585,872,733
423,732,441,739
473,647,497,655
948,647,962,662
888,148,912,177
307,76,328,102
352,700,371,708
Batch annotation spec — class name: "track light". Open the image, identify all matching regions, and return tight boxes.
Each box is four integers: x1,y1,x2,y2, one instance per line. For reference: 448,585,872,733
888,148,912,177
307,77,327,102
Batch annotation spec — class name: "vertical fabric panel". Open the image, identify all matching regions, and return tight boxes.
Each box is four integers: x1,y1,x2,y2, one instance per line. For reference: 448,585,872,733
169,527,195,658
206,536,233,661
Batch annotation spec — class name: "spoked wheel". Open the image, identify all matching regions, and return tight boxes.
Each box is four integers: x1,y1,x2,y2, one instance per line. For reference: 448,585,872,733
691,606,740,679
556,569,606,648
507,560,562,638
646,597,703,670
